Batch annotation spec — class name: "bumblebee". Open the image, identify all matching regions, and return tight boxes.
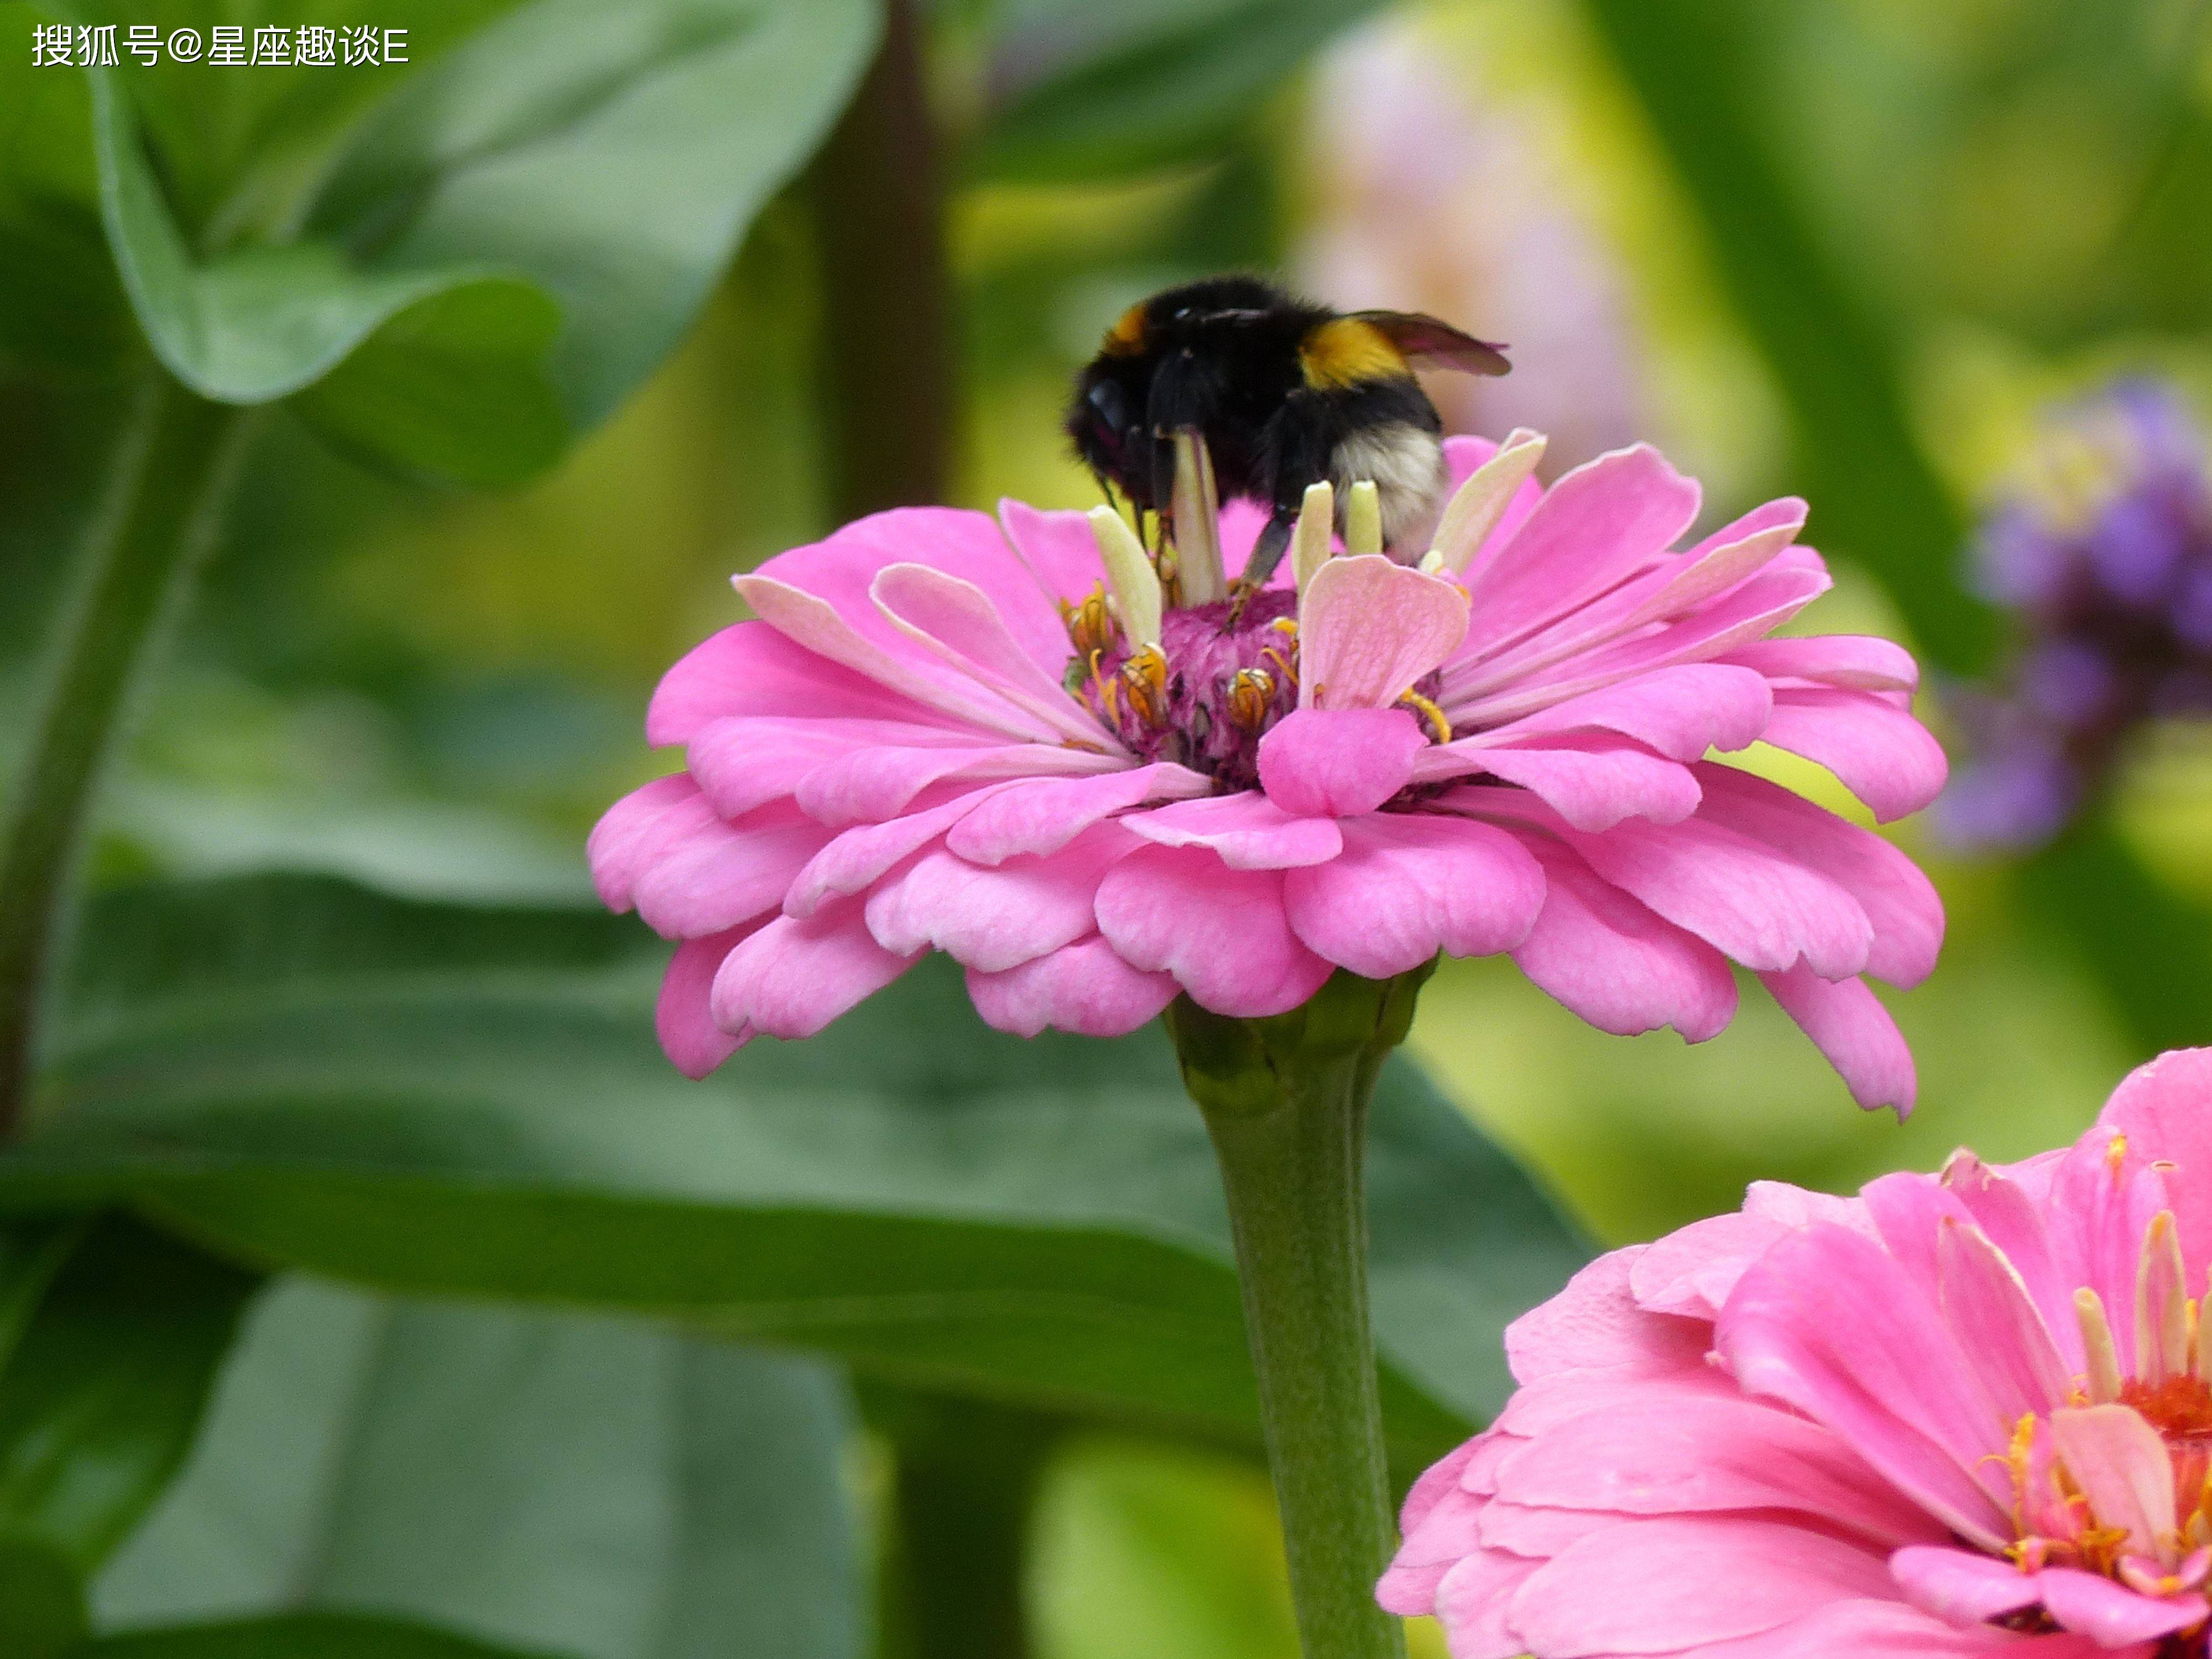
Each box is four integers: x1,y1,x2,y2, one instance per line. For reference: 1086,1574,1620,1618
1066,274,1509,593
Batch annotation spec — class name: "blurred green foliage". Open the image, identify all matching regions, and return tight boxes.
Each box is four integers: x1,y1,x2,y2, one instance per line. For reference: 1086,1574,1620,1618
6,0,2212,1655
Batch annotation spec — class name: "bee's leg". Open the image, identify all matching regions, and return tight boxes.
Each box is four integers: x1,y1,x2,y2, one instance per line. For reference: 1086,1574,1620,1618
1237,509,1299,598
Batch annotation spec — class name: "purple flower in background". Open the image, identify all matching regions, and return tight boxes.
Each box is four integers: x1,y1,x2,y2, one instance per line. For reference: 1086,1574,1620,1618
1938,381,2212,851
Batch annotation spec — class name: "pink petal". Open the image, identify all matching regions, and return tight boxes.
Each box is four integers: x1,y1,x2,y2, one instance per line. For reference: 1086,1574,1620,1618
1762,1598,2107,1656
1723,634,1919,694
1119,791,1343,870
2045,1129,2169,1361
862,824,1131,972
1256,707,1427,817
1093,844,1334,1018
737,570,1048,740
1504,832,1739,1042
1520,801,1875,979
686,714,978,820
1462,445,1703,646
782,784,1016,918
1493,1391,1940,1546
1503,1248,1713,1386
795,740,1122,827
2046,1406,2177,1559
1717,1223,2013,1549
1696,764,1944,989
1760,686,1949,823
1298,554,1470,711
1758,964,1916,1116
1629,1211,1792,1319
630,802,832,940
945,763,1210,865
655,927,757,1078
1430,1547,1543,1657
1281,812,1544,977
1940,1152,2084,1373
646,619,958,748
1505,1515,1892,1655
588,773,703,911
1438,737,1703,832
754,505,1073,683
2038,1568,2205,1646
1889,1547,2043,1626
870,561,1113,748
997,498,1105,608
1495,662,1775,760
710,901,921,1039
964,934,1177,1037
1934,1218,2074,1425
2095,1048,2212,1279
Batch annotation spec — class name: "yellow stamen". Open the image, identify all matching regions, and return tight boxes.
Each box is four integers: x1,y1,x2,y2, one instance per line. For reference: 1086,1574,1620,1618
1226,669,1275,732
1399,691,1452,744
1345,480,1383,557
1120,645,1170,728
1061,582,1119,660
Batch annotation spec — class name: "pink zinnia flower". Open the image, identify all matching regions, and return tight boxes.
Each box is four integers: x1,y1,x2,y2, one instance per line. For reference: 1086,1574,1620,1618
1384,1048,2212,1658
589,432,1945,1108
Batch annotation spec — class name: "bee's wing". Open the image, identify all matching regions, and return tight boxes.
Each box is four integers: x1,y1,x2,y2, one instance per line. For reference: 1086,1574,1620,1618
1352,311,1511,377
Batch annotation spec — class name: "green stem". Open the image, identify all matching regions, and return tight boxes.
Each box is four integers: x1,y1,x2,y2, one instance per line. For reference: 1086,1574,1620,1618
0,373,247,1133
1168,971,1428,1659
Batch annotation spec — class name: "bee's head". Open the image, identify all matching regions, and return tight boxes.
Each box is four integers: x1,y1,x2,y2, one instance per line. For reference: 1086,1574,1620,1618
1065,348,1154,504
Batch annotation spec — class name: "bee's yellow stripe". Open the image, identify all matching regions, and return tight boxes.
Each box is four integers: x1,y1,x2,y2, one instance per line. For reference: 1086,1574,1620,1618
1299,317,1407,389
1102,303,1147,356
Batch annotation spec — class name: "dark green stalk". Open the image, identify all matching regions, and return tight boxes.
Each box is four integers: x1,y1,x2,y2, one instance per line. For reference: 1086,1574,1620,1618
1168,968,1430,1659
0,373,248,1132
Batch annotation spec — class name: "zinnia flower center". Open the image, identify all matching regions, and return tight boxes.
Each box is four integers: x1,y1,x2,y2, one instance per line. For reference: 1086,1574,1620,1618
1060,585,1447,791
1990,1197,2212,1633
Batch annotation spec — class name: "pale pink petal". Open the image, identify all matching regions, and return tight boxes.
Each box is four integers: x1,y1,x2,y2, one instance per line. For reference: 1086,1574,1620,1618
1758,964,1917,1116
1255,707,1427,817
1760,686,1950,822
945,763,1211,865
2045,1129,2170,1360
1298,554,1471,710
710,901,921,1039
870,562,1115,748
1696,764,1945,988
2038,1568,2205,1646
2095,1048,2212,1276
1504,832,1739,1042
1430,1547,1544,1657
964,934,1177,1037
686,714,978,819
655,927,757,1078
1888,1547,2044,1627
1094,844,1334,1018
1718,1223,2013,1548
1281,812,1544,977
1505,1515,1893,1655
1939,1152,2084,1373
863,824,1131,972
1119,792,1343,870
2046,1406,2177,1559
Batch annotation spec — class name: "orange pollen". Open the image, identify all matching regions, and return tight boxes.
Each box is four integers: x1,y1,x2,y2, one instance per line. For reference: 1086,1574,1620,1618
1061,585,1119,660
1120,646,1171,728
1226,669,1275,732
2124,1374,2212,1444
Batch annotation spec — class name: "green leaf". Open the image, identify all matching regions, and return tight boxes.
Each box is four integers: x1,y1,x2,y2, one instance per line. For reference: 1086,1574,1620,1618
302,0,880,427
974,0,1388,183
95,1282,864,1659
0,6,133,379
11,874,1586,1467
0,1218,256,1575
87,1612,552,1657
0,1536,86,1659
